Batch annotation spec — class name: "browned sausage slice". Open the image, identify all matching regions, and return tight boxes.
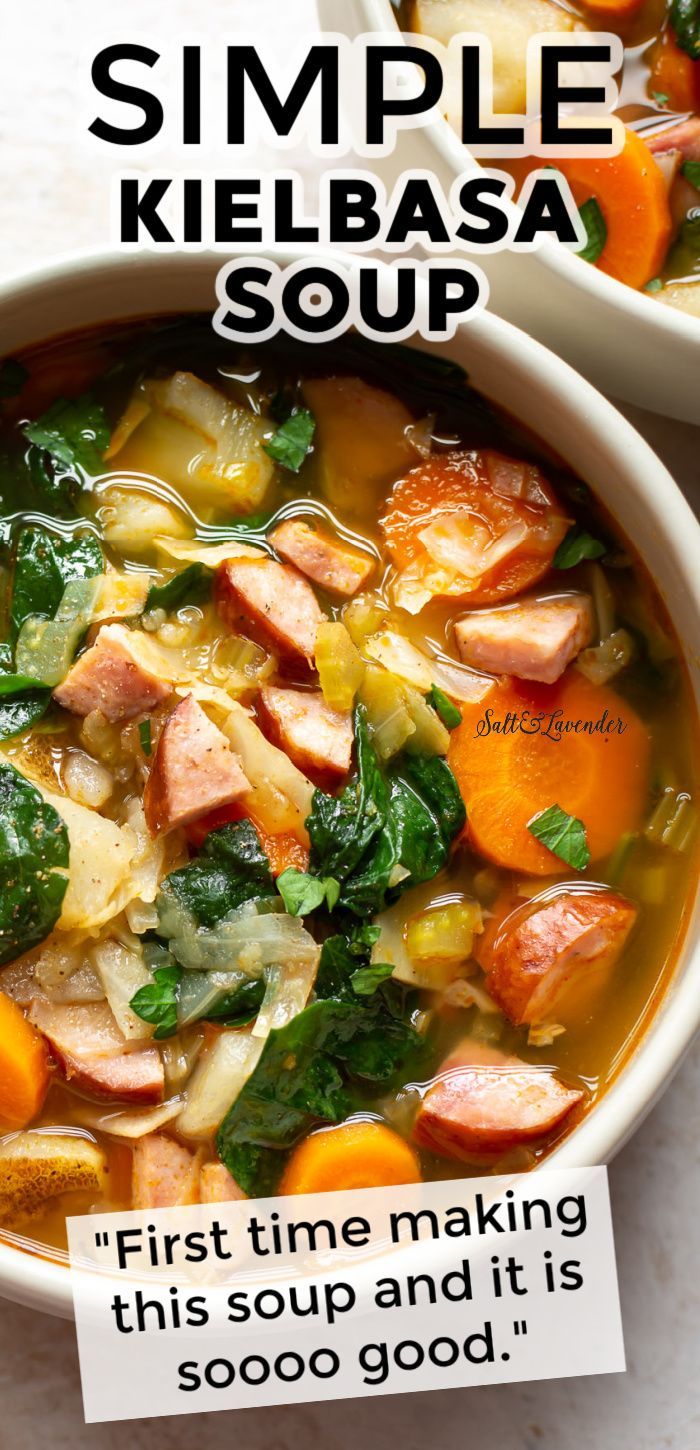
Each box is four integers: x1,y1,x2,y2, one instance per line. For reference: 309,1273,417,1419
477,888,637,1026
215,557,326,664
143,693,250,836
413,1040,582,1164
53,623,171,722
454,595,593,685
647,117,700,163
132,1135,200,1209
269,519,375,597
199,1161,247,1202
29,1000,165,1105
259,685,353,778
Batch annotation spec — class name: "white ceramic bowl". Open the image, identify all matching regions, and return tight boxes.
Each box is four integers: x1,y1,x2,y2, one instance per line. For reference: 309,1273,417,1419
0,246,698,1319
317,0,700,423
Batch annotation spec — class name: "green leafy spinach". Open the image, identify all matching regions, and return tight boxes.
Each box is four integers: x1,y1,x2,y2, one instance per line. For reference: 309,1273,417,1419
0,762,69,965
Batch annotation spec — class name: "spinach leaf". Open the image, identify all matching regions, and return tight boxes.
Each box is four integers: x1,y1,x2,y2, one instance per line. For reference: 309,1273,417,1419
0,360,28,399
159,820,275,930
216,996,422,1196
263,409,315,473
308,714,465,917
682,160,700,190
0,762,69,965
350,962,395,996
528,803,590,871
553,526,606,570
202,977,266,1027
671,0,700,59
24,395,109,476
0,688,51,740
130,965,182,1041
10,527,103,640
577,197,607,265
276,868,339,916
307,706,390,884
145,563,211,613
428,684,462,730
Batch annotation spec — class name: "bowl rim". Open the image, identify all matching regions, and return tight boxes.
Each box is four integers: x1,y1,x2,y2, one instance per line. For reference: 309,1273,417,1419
353,0,700,346
0,243,698,1319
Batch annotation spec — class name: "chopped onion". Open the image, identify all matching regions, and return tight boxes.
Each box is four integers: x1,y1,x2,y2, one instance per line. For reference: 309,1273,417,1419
159,895,320,977
442,976,502,1015
177,1031,263,1140
420,516,528,583
576,628,634,685
364,627,493,704
89,939,153,1041
222,702,314,840
177,970,248,1029
252,946,320,1040
155,535,266,568
72,1098,183,1139
527,1022,566,1048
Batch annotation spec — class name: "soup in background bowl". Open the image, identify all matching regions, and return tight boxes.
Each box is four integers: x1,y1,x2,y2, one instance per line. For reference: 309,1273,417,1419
316,0,700,421
0,249,698,1319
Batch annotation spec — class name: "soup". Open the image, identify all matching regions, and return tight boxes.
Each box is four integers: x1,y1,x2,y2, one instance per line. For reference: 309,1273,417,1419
0,317,696,1262
404,0,700,312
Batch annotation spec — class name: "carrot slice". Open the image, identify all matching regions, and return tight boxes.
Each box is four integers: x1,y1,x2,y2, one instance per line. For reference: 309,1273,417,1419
556,128,673,290
280,1121,422,1194
0,993,51,1130
581,0,645,17
186,802,309,875
649,27,700,115
448,672,651,875
381,450,569,608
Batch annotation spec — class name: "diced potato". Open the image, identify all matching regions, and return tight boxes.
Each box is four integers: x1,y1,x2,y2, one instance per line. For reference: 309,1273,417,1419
315,621,365,711
0,1132,106,1222
406,900,483,967
414,0,576,115
62,750,113,809
115,373,275,513
302,377,418,515
100,486,191,555
93,571,152,621
658,281,700,317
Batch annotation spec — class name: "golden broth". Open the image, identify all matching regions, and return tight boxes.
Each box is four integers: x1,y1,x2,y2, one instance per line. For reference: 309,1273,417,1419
0,315,697,1256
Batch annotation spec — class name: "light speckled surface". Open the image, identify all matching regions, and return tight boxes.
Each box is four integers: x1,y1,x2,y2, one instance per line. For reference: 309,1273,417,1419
0,2,698,1444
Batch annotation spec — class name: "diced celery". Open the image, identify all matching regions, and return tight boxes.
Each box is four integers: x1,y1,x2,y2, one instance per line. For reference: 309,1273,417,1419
645,788,697,851
315,620,365,711
406,900,483,966
360,664,414,760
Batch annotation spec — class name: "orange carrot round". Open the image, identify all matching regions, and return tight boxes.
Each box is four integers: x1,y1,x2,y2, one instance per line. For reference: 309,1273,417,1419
448,672,651,875
581,0,645,18
557,128,673,289
0,993,51,1130
381,450,569,607
280,1121,422,1195
649,27,700,114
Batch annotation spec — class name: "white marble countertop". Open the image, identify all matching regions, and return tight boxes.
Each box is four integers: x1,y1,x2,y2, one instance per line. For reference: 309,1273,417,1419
0,2,698,1446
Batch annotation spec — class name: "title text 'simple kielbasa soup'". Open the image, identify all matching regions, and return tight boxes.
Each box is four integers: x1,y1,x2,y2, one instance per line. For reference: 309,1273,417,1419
404,0,700,314
0,318,696,1262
